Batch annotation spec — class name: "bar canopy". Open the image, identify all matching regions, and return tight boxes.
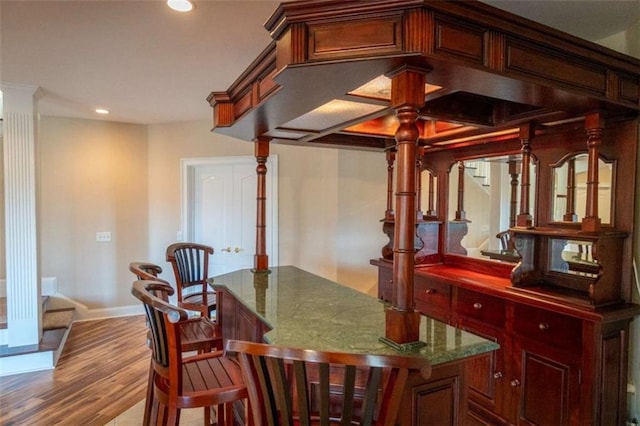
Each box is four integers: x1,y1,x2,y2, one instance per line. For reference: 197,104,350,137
206,0,639,346
208,0,639,150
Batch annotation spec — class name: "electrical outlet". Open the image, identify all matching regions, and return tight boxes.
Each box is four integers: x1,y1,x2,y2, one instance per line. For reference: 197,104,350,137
96,231,112,242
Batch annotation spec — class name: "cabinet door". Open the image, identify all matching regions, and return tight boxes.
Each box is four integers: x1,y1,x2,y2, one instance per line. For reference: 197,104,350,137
459,320,507,424
511,339,581,426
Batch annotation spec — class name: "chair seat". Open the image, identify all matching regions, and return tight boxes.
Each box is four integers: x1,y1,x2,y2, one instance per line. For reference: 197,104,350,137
179,318,222,352
155,352,247,407
182,292,217,308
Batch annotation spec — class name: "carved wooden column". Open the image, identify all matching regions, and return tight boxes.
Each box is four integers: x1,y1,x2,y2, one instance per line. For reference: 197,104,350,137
384,66,426,347
508,159,520,227
416,145,425,219
381,143,396,260
253,137,270,272
516,123,534,227
563,158,578,222
583,112,603,232
385,145,396,221
426,172,437,219
455,162,467,221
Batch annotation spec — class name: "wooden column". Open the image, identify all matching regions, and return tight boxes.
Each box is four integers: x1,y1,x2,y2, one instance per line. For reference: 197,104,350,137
516,123,534,227
583,112,603,233
455,162,467,221
563,158,578,222
508,159,520,228
253,137,270,272
384,145,396,220
416,145,425,219
384,66,426,347
426,172,437,219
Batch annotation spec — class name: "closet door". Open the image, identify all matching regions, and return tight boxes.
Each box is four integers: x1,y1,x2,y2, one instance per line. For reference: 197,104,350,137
185,156,278,276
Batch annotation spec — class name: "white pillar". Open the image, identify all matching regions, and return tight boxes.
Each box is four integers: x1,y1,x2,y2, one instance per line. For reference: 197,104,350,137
2,82,41,347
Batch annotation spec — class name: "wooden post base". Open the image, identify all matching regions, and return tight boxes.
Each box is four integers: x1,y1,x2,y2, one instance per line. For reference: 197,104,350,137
384,307,421,346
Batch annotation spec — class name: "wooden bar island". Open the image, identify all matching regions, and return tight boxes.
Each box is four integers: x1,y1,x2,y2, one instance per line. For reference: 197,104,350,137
206,1,640,423
211,266,498,425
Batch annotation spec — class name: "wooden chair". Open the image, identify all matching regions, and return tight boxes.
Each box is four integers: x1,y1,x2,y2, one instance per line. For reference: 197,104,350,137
166,242,217,319
129,263,224,425
131,280,247,426
226,340,431,426
129,262,223,352
496,230,514,252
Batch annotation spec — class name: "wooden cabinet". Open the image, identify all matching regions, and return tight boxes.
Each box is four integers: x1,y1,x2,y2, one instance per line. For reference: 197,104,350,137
373,260,639,425
509,335,581,425
217,288,270,344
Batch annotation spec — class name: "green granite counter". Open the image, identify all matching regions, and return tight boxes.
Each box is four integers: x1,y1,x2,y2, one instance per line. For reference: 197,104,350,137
210,266,497,366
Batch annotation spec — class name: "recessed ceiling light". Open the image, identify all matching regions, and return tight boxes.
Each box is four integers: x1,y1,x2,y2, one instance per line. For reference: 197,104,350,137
167,0,194,12
95,108,109,115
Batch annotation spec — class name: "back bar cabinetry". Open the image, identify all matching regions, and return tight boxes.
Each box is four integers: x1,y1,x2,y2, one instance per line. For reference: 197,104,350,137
373,259,638,425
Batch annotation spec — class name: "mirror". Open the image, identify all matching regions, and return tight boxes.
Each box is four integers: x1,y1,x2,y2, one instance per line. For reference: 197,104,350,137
446,155,536,261
548,238,599,278
551,153,614,224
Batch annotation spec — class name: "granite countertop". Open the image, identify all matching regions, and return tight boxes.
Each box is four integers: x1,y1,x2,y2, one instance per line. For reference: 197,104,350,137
210,266,498,366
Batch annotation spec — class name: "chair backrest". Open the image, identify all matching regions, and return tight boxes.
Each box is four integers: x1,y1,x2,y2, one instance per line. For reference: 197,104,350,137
129,261,162,280
131,280,189,372
226,340,431,426
166,242,214,304
129,262,171,301
496,230,512,251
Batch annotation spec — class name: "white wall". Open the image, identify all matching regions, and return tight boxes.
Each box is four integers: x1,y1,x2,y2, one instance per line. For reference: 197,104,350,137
145,120,386,296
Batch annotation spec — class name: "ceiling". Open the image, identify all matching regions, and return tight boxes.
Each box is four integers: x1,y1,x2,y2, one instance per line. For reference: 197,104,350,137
1,0,638,125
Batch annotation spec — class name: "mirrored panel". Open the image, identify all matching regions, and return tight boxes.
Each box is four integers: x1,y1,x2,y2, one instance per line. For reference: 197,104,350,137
548,238,599,278
552,153,614,224
446,155,536,261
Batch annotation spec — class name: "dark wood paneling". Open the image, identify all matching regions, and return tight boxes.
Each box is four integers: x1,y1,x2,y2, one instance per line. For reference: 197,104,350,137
308,16,403,61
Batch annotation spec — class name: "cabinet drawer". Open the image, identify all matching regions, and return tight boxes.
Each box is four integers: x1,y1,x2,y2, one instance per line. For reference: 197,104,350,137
457,288,505,328
513,304,582,350
414,275,451,312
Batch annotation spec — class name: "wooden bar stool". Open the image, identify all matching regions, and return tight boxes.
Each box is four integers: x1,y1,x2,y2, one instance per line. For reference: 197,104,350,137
166,243,217,319
131,279,244,426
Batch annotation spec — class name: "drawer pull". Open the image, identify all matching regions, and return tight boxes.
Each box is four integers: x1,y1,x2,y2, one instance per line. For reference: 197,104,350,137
425,289,437,295
493,372,503,379
473,302,483,310
538,322,549,330
510,379,521,387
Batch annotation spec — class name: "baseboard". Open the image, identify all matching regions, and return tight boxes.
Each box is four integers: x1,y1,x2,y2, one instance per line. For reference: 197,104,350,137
52,293,144,321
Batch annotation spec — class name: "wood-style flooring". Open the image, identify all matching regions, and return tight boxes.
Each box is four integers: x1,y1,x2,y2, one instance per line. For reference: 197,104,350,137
0,315,150,425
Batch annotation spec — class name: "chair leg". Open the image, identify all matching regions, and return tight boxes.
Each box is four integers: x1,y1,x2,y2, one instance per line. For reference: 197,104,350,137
143,359,155,426
165,404,180,426
202,405,210,426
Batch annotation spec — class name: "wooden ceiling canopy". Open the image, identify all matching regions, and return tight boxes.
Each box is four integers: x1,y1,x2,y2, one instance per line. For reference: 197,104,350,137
208,0,640,150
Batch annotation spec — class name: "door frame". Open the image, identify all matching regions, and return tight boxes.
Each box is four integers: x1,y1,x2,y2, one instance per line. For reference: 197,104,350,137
181,155,279,268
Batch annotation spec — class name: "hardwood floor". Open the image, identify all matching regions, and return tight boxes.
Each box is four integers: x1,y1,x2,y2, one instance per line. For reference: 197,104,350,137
0,315,150,425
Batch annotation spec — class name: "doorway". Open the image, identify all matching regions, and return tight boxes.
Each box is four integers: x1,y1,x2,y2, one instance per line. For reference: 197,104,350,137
182,156,278,276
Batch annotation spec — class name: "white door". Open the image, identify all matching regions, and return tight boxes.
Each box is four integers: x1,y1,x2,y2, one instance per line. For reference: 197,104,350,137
182,156,278,276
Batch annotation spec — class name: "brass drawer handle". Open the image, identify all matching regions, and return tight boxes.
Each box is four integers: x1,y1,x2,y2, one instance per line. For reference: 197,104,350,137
473,302,483,310
511,379,521,387
538,322,549,330
493,372,503,379
425,289,437,294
